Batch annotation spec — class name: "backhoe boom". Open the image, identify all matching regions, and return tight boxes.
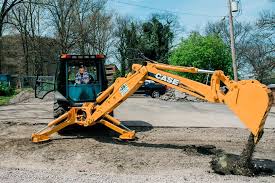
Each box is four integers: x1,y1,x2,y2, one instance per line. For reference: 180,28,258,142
32,61,273,144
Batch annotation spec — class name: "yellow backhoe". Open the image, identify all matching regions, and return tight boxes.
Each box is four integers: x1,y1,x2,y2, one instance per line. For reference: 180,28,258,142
32,61,273,145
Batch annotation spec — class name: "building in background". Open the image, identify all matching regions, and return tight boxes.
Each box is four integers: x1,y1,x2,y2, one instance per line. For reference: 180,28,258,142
1,35,58,88
105,64,118,85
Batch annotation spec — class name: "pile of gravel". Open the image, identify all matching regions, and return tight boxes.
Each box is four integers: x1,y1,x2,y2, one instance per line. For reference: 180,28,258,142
9,90,54,104
160,89,205,102
159,89,176,101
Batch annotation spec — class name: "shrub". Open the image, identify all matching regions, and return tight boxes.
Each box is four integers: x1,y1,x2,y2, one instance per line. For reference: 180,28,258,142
169,32,233,83
0,83,15,96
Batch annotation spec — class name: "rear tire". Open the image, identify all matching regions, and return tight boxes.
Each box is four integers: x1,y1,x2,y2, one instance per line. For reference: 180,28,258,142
151,90,160,98
53,101,66,119
53,100,69,135
53,101,115,136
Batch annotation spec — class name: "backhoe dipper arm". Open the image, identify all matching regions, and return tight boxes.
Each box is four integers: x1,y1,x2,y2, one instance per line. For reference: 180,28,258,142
32,61,273,143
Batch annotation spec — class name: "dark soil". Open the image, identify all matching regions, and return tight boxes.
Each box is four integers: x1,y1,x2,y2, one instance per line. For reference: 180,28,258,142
211,133,273,176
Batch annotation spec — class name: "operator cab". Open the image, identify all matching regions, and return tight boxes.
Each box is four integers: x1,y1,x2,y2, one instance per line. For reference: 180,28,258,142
57,54,108,105
35,54,108,106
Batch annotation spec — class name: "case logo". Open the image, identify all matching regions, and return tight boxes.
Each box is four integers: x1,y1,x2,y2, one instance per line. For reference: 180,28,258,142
155,73,180,86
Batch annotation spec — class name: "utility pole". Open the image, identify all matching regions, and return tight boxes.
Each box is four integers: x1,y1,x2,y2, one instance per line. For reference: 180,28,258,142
228,0,238,81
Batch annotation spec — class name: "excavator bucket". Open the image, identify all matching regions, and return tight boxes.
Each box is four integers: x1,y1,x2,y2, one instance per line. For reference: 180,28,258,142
224,80,273,142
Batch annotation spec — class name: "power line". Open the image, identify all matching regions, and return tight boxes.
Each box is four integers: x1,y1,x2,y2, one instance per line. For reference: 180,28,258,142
110,0,225,18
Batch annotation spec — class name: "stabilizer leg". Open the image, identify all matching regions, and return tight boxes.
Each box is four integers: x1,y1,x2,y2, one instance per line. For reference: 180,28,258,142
100,114,135,140
32,109,77,143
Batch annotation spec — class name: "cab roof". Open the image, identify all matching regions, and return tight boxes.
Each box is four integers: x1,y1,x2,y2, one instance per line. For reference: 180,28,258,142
60,54,105,60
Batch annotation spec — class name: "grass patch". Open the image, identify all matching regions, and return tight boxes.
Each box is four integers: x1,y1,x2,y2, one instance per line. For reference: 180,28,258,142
0,88,26,106
0,95,14,105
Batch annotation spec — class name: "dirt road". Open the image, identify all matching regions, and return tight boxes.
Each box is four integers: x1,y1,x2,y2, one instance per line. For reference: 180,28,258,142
0,97,274,182
1,97,274,128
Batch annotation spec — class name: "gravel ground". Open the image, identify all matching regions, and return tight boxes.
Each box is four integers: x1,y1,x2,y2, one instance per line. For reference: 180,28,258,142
0,93,274,182
9,90,53,104
0,121,274,183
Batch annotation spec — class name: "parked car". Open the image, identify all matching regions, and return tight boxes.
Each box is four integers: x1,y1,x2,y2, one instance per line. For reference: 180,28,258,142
135,80,166,98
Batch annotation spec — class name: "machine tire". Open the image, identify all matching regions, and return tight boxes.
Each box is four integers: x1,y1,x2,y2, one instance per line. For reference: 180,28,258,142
53,101,66,119
53,101,70,135
151,90,160,98
53,101,115,136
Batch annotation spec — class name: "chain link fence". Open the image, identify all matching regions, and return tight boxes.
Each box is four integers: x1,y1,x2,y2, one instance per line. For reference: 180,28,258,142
10,76,55,89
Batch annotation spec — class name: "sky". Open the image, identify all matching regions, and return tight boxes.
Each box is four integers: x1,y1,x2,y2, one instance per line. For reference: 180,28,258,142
107,0,274,34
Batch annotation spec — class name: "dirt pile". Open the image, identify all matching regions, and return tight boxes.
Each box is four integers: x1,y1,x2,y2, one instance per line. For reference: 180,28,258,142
160,89,177,101
9,90,54,104
9,90,34,104
211,133,273,176
160,89,205,102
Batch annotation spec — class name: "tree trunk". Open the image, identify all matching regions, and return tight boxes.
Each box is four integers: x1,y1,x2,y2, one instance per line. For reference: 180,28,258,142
0,25,3,73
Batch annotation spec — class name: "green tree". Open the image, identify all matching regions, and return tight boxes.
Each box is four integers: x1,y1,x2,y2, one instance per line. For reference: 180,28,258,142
140,15,174,63
169,32,232,83
125,22,140,70
115,14,175,75
114,17,140,76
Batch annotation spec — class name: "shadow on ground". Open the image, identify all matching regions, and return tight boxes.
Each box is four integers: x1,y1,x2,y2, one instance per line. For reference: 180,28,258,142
252,158,275,175
56,120,153,138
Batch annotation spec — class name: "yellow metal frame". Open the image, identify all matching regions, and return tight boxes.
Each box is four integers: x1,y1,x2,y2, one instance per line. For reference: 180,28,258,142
32,61,273,143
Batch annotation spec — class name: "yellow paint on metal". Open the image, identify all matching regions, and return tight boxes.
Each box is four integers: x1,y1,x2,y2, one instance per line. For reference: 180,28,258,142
31,61,273,144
